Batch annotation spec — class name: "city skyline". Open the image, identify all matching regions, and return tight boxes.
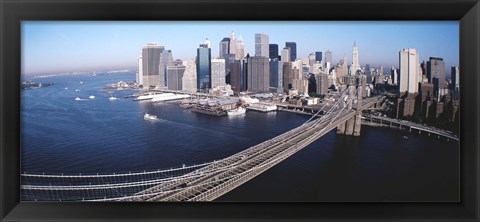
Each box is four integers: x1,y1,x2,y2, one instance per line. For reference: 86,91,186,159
22,21,459,76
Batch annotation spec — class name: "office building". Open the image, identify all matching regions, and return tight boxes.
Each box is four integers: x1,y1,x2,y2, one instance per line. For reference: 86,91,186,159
166,65,186,91
324,50,332,68
285,42,297,61
182,59,197,93
316,73,329,95
269,44,279,60
230,30,237,58
282,62,293,92
427,57,446,96
211,59,226,89
236,35,245,60
230,60,243,94
351,42,360,75
136,53,143,85
451,66,460,99
196,42,212,91
281,47,291,63
141,43,164,88
269,59,283,93
159,50,173,87
399,48,420,94
247,56,270,92
255,33,269,57
315,51,322,63
219,37,230,59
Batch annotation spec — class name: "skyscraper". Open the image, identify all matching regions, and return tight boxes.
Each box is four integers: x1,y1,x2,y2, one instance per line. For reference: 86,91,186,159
316,73,329,95
247,56,270,92
427,57,446,93
269,59,283,93
236,35,245,60
142,43,164,88
269,44,279,60
281,47,290,63
282,62,293,92
399,48,420,94
351,42,360,75
196,41,211,91
325,50,332,68
219,37,230,59
137,53,143,86
255,33,269,57
159,50,173,87
451,66,460,99
230,60,243,94
211,59,226,89
285,42,297,61
166,64,186,91
182,59,197,93
230,30,237,58
315,51,322,63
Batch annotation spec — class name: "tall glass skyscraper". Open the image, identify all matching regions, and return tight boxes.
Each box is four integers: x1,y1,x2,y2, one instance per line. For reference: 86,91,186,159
196,43,211,91
269,44,278,60
315,51,322,62
285,42,297,61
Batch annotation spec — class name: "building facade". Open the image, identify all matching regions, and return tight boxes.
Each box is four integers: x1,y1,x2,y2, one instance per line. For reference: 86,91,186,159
141,43,164,88
196,43,212,91
285,42,297,61
247,56,270,92
255,33,269,57
399,48,420,94
211,59,226,89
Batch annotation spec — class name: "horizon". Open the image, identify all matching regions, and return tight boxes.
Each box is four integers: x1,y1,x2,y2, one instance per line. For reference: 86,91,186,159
22,21,459,77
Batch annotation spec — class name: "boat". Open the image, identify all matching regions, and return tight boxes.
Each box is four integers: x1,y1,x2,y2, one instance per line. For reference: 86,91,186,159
227,106,246,116
89,95,95,99
80,81,84,84
144,113,158,120
64,87,68,90
108,96,118,101
75,97,81,101
75,89,80,92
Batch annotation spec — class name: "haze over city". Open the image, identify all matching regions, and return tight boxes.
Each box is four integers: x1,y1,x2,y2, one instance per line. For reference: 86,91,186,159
22,21,459,76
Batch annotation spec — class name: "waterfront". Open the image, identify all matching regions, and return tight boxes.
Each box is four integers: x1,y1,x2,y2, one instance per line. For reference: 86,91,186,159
21,72,459,201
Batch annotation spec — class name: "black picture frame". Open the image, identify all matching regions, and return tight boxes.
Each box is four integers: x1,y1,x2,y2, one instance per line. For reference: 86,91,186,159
1,0,479,221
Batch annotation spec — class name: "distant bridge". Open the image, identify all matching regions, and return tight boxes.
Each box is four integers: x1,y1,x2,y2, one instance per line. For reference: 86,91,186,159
22,84,385,201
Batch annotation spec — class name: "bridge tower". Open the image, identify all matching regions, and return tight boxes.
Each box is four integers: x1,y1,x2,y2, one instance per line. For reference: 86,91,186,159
353,76,364,136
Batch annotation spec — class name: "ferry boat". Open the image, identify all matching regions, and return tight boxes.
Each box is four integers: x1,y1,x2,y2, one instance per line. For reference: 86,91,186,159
108,96,118,101
144,113,158,120
89,95,95,99
227,106,246,116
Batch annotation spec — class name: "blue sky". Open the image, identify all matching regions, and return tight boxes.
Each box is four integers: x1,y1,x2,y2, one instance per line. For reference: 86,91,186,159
22,21,459,76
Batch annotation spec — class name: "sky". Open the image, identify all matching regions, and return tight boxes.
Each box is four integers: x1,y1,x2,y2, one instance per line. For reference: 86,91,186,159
22,21,459,76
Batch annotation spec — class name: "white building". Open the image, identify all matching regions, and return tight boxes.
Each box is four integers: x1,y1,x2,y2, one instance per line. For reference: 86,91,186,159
281,47,291,63
255,33,269,57
181,59,197,93
399,48,420,94
236,35,245,60
350,42,360,75
211,59,226,89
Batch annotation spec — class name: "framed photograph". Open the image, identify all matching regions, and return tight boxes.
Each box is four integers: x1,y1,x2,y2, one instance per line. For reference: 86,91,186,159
1,0,479,221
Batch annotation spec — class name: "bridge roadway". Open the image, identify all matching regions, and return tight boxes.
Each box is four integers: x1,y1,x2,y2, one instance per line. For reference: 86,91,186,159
362,114,459,141
21,92,384,201
127,96,384,201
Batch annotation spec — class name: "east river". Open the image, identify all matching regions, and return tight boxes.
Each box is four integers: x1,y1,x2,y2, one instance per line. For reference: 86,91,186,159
21,72,459,201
